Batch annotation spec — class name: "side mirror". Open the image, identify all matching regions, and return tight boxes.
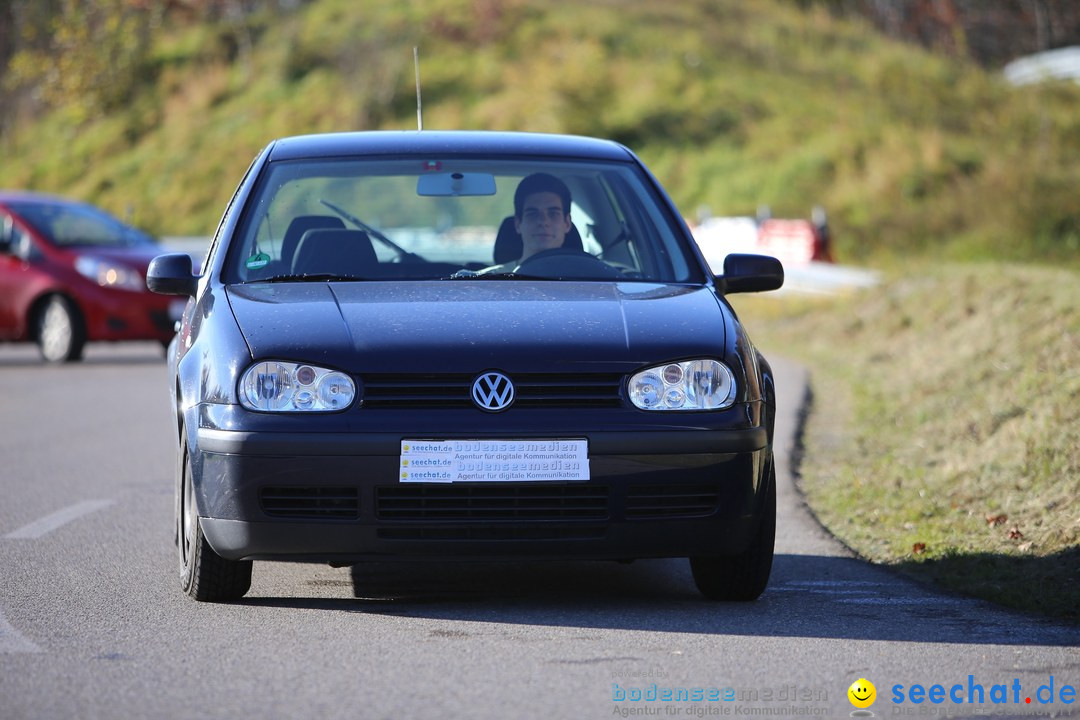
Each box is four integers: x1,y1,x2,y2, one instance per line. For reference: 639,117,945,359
718,253,784,294
147,253,198,297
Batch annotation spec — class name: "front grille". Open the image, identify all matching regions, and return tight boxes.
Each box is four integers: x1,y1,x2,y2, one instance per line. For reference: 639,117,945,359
376,484,610,521
377,525,607,541
362,373,623,409
626,484,721,518
259,486,360,519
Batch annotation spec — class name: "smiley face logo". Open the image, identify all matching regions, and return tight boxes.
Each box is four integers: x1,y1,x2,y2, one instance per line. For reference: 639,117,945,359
848,678,876,709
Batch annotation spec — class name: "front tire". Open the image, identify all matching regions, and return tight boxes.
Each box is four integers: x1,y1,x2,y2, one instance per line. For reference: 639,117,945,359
177,431,252,601
35,295,85,363
690,461,776,601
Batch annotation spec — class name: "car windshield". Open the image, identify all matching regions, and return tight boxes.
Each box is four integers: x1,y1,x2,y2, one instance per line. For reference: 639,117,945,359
224,157,702,283
9,201,155,248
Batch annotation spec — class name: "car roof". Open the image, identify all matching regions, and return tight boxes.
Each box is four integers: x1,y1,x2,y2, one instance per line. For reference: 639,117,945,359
0,190,82,206
266,131,636,163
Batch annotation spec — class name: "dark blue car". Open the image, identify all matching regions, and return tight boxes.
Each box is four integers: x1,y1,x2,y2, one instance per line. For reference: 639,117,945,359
148,131,784,602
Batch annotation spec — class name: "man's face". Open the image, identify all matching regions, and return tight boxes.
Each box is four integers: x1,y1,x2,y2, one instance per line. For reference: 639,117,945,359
515,191,570,260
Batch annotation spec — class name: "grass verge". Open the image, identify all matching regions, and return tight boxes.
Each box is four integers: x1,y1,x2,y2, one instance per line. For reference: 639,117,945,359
732,262,1080,622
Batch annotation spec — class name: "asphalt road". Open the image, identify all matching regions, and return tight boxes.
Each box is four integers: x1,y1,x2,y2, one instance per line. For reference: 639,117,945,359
1,342,1076,720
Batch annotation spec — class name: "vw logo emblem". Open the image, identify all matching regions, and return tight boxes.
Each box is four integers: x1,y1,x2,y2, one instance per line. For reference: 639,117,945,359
471,372,515,412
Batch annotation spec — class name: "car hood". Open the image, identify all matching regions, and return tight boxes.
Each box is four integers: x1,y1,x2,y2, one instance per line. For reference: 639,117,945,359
225,281,728,374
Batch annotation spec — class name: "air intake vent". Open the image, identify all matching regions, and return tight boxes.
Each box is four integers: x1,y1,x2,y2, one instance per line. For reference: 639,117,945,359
259,486,359,519
626,484,720,518
377,525,607,541
376,484,610,521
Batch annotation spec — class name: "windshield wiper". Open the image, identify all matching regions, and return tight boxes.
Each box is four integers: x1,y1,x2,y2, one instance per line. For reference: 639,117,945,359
255,273,368,283
445,271,546,281
318,199,422,261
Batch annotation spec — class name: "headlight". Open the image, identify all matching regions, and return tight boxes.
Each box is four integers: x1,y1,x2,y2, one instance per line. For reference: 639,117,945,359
628,359,736,411
74,256,145,292
239,361,358,412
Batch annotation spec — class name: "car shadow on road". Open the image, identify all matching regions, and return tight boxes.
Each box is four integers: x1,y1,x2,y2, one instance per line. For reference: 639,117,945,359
235,553,1079,646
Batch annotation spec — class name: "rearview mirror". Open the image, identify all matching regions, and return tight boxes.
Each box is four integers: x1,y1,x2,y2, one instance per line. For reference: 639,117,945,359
147,253,198,297
718,254,784,294
417,172,497,197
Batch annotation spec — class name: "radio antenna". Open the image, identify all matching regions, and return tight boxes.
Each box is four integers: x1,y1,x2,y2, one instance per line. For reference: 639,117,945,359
413,46,423,131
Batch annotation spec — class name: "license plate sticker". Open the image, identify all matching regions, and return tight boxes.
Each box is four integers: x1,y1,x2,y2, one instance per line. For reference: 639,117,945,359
400,439,589,483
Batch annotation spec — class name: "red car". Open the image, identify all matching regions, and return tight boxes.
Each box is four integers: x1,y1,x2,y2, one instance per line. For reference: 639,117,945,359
756,218,834,265
0,191,180,362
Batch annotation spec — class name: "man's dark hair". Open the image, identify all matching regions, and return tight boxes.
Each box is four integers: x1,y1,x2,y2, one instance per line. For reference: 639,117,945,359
513,173,571,219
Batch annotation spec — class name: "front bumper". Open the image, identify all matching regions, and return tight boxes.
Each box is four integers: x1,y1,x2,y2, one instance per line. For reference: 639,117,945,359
196,427,766,456
80,283,178,342
192,425,771,563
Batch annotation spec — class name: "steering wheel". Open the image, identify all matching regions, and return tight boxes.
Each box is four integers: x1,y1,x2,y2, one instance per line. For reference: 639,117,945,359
514,248,621,279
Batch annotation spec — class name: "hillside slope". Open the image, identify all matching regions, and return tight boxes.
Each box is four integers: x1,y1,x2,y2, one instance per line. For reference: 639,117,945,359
2,0,1078,266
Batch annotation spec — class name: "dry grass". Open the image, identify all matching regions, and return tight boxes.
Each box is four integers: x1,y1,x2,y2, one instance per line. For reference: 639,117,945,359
734,262,1080,620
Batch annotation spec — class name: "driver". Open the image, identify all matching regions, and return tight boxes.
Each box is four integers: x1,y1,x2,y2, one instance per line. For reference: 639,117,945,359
479,172,573,274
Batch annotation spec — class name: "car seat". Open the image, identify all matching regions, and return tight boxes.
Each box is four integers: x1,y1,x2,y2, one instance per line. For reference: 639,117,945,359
493,216,584,265
280,215,346,269
291,229,378,277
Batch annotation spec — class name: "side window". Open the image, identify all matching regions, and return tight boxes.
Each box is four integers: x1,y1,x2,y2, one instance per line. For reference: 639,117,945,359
1,214,33,259
570,202,603,256
15,227,37,260
0,213,12,252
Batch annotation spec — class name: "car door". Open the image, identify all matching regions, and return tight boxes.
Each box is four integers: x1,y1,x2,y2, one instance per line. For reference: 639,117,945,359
0,211,50,340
